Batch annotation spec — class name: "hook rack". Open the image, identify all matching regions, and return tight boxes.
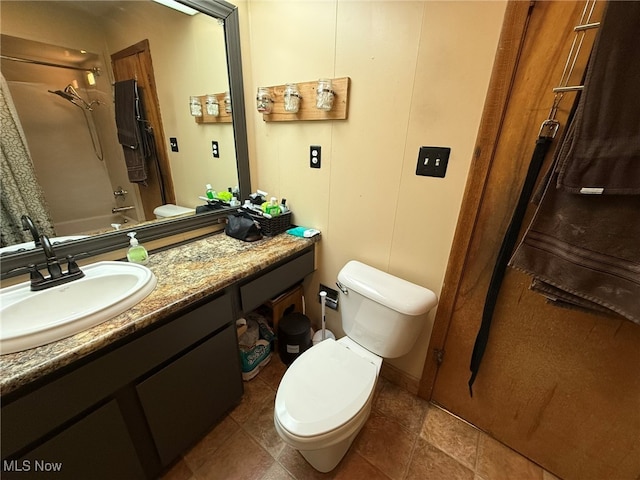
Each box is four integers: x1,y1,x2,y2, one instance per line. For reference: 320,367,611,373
259,77,350,122
193,92,232,124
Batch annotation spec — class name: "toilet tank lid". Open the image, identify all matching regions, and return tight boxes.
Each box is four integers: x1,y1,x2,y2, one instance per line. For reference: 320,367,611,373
337,261,437,316
153,204,195,216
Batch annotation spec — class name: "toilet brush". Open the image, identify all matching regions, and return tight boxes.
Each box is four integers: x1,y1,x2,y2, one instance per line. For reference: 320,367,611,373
312,291,335,345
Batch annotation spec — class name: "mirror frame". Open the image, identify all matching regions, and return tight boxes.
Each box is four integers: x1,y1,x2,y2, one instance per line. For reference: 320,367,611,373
0,0,250,279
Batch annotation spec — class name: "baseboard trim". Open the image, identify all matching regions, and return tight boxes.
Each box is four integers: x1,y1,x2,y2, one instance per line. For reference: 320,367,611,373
380,361,420,396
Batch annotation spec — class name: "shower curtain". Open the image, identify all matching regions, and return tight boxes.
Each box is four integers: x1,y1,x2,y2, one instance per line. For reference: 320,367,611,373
0,72,55,247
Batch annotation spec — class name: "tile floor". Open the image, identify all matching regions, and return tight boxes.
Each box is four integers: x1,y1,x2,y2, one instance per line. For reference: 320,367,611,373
162,355,562,480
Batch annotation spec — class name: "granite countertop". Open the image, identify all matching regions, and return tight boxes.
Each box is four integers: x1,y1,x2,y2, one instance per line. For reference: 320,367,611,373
0,232,316,396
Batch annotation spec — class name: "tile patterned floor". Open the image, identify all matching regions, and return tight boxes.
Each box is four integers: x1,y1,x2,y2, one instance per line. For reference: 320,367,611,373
162,355,562,480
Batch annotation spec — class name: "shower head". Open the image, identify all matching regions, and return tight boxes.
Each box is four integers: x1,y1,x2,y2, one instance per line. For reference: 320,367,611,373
48,85,96,111
64,84,82,99
48,89,76,102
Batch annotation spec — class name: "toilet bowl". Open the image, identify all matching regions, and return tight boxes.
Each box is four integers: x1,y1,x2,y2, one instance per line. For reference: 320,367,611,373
274,260,438,472
274,337,381,473
153,204,195,219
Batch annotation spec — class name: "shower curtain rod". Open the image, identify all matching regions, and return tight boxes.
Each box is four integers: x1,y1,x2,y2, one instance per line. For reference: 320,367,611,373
0,54,101,75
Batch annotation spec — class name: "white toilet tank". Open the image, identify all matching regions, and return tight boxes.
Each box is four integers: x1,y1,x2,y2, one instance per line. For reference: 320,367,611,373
337,261,438,358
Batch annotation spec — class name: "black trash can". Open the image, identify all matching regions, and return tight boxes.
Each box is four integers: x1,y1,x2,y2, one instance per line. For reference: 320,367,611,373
278,312,311,366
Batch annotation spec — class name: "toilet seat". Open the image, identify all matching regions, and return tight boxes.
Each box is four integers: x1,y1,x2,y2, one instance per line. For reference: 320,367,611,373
275,338,378,438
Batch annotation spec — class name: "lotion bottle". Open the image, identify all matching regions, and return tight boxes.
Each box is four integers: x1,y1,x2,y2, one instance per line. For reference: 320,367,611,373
126,232,149,265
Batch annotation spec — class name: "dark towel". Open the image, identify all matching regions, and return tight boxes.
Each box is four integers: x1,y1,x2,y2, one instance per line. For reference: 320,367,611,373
114,79,147,184
509,2,640,324
114,79,138,148
510,173,640,323
556,2,640,195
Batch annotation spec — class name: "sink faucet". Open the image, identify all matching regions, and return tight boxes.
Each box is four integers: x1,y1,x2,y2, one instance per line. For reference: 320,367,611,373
28,235,84,291
40,234,63,278
21,215,41,246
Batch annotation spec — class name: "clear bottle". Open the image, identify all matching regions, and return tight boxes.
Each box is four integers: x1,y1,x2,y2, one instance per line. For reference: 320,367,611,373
316,78,334,111
283,83,301,113
126,232,149,265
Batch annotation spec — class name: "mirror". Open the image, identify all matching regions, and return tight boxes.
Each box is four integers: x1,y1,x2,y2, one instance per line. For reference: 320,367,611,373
0,0,250,277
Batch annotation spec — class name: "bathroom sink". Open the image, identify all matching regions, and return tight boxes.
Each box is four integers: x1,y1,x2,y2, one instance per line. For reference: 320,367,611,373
0,261,157,355
0,235,88,255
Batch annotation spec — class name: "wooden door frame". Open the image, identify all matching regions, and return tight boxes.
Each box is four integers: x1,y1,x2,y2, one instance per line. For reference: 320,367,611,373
111,39,176,220
418,1,534,400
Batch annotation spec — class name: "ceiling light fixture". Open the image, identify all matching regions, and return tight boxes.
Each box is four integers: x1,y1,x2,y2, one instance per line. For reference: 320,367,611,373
152,0,199,16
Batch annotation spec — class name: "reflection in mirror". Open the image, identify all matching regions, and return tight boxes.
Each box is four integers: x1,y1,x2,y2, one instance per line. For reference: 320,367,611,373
0,0,246,259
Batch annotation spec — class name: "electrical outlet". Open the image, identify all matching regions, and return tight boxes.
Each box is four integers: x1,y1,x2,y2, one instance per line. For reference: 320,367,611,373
211,140,219,158
310,145,321,169
318,284,339,310
416,146,450,178
169,137,179,152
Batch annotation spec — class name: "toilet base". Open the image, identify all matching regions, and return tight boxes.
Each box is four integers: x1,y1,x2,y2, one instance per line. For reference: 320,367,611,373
274,401,372,473
298,417,367,472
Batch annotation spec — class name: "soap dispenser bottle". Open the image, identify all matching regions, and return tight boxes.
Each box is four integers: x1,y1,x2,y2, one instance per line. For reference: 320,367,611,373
126,232,149,265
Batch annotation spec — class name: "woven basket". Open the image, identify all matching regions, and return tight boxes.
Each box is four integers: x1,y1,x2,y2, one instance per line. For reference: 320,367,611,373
245,210,291,236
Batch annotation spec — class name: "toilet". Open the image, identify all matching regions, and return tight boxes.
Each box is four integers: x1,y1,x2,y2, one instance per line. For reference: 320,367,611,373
153,204,195,219
274,260,438,472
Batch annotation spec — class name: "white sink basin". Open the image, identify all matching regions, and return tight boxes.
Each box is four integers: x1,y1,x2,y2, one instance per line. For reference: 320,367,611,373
0,261,157,355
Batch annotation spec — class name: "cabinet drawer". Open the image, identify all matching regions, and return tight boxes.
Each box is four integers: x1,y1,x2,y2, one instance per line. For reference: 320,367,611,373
2,294,233,457
240,249,314,312
136,324,243,466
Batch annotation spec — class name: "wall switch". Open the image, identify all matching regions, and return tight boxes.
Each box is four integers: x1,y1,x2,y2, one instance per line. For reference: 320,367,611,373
416,146,450,178
211,141,219,158
318,283,339,310
310,145,321,169
169,137,179,152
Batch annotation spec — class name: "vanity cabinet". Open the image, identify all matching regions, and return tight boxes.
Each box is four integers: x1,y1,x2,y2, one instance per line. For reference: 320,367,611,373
1,293,241,479
1,244,315,479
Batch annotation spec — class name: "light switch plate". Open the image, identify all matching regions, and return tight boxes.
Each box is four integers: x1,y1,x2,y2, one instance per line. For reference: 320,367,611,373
416,146,450,178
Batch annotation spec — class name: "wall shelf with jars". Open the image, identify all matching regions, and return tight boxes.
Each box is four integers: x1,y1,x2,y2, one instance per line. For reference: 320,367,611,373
190,92,232,124
255,77,350,122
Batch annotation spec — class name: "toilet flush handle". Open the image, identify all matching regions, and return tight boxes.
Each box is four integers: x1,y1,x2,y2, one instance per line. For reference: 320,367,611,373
336,281,348,295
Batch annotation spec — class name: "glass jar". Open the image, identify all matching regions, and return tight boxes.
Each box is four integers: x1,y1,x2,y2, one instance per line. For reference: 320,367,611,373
205,94,219,116
256,87,273,113
316,78,334,111
224,91,232,113
189,96,202,117
283,83,301,113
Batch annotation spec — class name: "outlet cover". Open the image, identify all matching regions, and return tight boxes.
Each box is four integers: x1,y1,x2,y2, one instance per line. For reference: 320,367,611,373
169,137,179,152
211,140,219,158
310,145,321,169
416,146,450,178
